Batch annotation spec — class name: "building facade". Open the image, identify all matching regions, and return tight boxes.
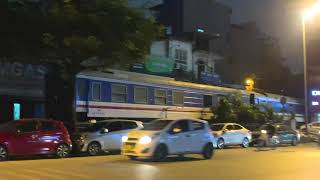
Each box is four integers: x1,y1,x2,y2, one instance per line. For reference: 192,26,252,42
127,0,163,18
0,59,47,123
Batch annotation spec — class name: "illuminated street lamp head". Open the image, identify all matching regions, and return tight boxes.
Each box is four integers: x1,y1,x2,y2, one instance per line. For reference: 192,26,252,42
303,0,320,21
245,78,254,86
245,78,254,91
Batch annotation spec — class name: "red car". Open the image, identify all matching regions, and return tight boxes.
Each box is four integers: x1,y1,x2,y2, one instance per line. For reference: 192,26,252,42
0,119,72,161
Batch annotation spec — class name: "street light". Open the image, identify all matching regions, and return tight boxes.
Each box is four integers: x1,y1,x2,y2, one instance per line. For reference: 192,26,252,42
302,0,320,133
303,1,320,21
245,78,254,91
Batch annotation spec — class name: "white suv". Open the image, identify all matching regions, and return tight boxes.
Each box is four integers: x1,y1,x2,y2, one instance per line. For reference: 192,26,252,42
211,123,252,149
122,119,214,161
75,120,143,155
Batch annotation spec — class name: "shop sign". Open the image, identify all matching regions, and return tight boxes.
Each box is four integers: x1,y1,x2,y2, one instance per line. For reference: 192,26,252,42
0,61,47,80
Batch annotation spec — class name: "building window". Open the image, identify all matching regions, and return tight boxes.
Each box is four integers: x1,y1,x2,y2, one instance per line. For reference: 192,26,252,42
207,66,214,74
13,103,21,120
174,63,187,71
92,82,101,101
111,84,127,103
173,91,184,105
174,49,188,65
134,86,148,104
155,89,167,105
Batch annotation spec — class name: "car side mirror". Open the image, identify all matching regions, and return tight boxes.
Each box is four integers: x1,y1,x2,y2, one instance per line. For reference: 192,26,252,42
101,128,109,134
172,128,182,134
223,129,229,133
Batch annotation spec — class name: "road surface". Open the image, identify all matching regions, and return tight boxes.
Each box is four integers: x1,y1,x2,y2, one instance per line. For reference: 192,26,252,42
0,143,319,180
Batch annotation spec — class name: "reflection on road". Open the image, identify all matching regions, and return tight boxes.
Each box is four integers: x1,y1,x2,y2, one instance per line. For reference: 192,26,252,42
135,164,159,180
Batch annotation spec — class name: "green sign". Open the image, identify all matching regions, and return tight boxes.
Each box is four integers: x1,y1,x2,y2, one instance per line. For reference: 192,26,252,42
145,55,174,74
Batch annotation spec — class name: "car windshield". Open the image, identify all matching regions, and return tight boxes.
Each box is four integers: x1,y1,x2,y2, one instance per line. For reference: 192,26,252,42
78,123,105,132
142,120,173,131
210,124,225,131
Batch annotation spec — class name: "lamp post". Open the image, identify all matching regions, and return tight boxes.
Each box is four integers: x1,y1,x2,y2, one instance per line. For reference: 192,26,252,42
302,0,320,133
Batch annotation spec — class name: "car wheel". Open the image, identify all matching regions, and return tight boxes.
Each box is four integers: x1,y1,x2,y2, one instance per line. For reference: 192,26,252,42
202,143,214,159
152,144,168,162
241,138,250,148
128,156,138,160
291,137,298,146
87,142,102,156
217,138,225,149
0,145,8,161
56,144,70,158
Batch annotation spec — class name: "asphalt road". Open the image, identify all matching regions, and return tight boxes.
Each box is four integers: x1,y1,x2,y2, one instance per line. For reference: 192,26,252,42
0,143,320,180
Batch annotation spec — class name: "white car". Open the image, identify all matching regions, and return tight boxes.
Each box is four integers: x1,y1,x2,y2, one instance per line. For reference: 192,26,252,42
211,123,252,149
122,118,214,161
76,120,143,156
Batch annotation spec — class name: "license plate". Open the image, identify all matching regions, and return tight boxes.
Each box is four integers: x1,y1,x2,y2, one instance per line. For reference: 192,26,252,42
124,144,135,151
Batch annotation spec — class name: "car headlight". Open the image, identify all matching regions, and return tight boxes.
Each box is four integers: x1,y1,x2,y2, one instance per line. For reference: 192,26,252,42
261,130,267,134
139,136,152,144
122,136,128,142
318,130,320,134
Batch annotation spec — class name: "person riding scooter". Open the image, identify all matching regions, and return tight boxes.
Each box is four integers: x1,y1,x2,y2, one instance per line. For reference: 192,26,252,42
258,124,279,147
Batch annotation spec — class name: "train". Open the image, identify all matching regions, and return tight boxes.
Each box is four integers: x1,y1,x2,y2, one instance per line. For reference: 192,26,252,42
75,69,304,123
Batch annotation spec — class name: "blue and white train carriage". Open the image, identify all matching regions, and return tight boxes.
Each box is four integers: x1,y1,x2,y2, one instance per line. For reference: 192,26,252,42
75,69,304,122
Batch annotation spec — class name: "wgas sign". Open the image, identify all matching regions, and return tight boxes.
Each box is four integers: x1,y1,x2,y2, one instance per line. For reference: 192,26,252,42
0,61,47,80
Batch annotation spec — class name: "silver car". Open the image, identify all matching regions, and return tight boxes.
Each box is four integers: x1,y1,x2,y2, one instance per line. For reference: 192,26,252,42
211,123,252,149
75,119,143,156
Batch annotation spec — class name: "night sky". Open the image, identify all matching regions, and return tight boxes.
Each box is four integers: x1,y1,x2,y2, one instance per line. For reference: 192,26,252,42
218,0,317,74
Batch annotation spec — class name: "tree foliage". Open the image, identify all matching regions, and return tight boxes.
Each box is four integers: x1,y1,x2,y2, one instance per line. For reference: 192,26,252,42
2,0,163,127
3,0,163,80
211,94,287,128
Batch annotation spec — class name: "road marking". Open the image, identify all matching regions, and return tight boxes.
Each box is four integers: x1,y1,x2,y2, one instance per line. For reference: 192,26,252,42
22,169,65,180
41,168,91,179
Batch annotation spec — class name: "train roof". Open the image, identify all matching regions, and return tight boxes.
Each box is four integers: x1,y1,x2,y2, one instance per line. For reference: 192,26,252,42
77,69,302,105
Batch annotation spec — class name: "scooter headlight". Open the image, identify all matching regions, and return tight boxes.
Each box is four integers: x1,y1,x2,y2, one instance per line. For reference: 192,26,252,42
261,130,267,134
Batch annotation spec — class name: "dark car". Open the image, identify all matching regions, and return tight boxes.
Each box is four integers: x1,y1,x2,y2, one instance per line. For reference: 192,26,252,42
0,119,72,161
251,123,300,146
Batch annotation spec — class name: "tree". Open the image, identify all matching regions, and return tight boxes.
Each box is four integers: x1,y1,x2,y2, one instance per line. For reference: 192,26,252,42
211,93,285,129
211,96,237,123
3,0,163,129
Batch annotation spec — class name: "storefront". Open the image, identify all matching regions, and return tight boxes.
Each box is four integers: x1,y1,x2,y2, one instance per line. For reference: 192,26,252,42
0,60,47,123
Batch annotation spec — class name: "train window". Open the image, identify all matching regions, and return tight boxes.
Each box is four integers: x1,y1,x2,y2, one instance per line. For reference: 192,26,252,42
92,82,101,101
203,95,213,107
112,84,127,103
155,89,167,105
173,91,184,105
212,95,218,106
77,79,87,98
134,86,148,104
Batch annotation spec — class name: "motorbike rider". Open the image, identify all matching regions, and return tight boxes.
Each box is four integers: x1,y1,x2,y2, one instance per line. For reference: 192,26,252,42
259,124,277,147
